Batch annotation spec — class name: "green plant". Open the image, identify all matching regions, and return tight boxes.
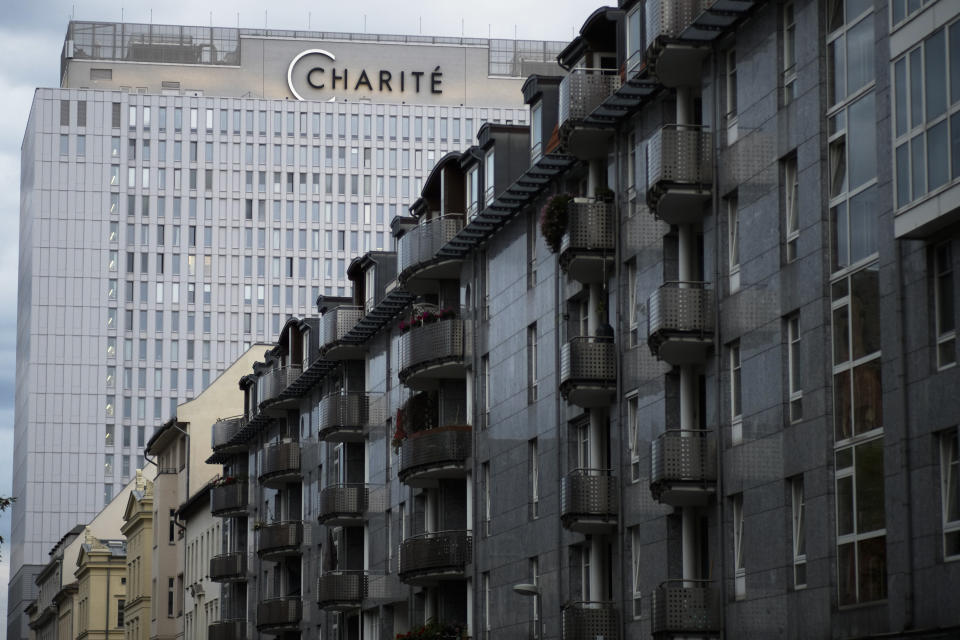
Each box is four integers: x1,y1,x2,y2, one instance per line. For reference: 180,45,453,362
540,194,572,253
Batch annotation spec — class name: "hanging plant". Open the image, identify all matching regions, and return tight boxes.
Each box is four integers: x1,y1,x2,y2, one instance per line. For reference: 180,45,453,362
392,408,407,453
540,194,572,253
594,186,615,203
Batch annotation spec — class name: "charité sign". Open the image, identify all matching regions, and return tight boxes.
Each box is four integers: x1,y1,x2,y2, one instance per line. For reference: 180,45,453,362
286,49,443,101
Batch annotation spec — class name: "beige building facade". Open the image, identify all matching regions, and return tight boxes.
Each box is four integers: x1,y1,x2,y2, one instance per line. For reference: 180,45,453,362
74,533,127,640
120,472,154,640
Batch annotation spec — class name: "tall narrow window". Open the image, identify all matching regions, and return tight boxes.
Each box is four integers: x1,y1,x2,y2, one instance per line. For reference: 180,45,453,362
631,526,642,618
935,242,956,369
527,323,538,403
483,571,491,640
529,439,540,519
733,493,745,599
530,102,543,162
728,196,740,292
782,1,797,104
628,394,640,482
791,476,807,587
481,354,490,429
527,211,537,289
627,259,638,346
787,314,803,421
529,557,540,637
730,341,743,443
484,150,496,205
784,155,799,261
482,461,491,536
942,428,960,559
725,48,738,142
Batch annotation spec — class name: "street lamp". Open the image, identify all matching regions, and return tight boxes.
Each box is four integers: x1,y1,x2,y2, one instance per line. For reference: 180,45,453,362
512,583,544,640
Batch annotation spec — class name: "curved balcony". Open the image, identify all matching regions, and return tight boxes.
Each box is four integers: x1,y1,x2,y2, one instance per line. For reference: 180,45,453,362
256,597,302,635
317,571,368,611
257,365,303,411
320,306,365,360
399,530,472,586
560,469,618,534
644,0,713,87
650,430,716,507
399,426,471,487
397,318,466,390
211,416,245,454
210,482,248,517
318,484,369,526
209,552,246,583
208,619,246,640
651,580,720,638
318,393,385,443
559,200,615,283
560,337,616,408
647,282,715,365
562,601,620,640
258,442,301,489
397,215,464,293
256,521,303,559
559,68,622,159
646,125,713,224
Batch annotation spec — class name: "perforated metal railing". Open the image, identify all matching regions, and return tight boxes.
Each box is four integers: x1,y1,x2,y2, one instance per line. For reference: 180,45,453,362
560,337,617,386
647,125,714,194
397,318,465,381
397,215,464,278
317,392,386,440
650,429,716,486
561,601,620,640
317,571,368,607
256,597,302,629
210,482,248,516
257,365,303,405
259,442,301,479
399,427,472,481
211,416,244,450
560,469,619,524
399,530,472,578
645,0,714,43
560,200,616,256
318,484,369,521
651,580,720,635
256,521,303,555
209,552,246,582
320,306,364,350
559,68,623,126
647,281,714,337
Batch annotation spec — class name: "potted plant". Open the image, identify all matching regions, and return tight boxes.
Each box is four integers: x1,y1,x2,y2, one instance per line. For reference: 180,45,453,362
540,193,572,253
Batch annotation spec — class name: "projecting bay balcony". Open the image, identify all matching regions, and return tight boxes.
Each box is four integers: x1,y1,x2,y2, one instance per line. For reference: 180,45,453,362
399,530,472,586
644,0,713,87
255,597,302,635
397,215,464,294
209,552,246,583
651,580,720,638
210,482,248,517
317,484,369,526
559,337,617,408
210,416,245,454
258,442,301,489
646,125,713,224
559,200,615,283
562,601,620,640
399,426,471,487
320,305,365,360
255,521,303,560
208,619,246,640
257,365,303,412
316,571,367,611
397,318,467,390
317,392,385,443
560,469,618,534
650,430,716,507
647,282,714,365
559,68,622,159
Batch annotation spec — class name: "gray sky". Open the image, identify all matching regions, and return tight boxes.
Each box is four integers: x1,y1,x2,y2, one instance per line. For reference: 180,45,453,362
0,0,597,634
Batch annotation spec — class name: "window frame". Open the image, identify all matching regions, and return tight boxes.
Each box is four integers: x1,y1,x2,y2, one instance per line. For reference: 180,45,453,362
787,313,803,422
934,242,956,369
730,341,743,443
791,476,807,588
942,428,960,560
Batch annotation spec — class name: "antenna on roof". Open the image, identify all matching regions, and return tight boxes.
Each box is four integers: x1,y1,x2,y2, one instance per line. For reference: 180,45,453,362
363,14,367,33
308,12,311,30
236,12,239,28
419,17,422,35
209,11,213,27
461,19,464,38
264,10,267,29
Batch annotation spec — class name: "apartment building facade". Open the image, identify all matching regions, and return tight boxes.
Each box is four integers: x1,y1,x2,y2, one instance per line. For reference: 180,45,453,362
10,21,564,638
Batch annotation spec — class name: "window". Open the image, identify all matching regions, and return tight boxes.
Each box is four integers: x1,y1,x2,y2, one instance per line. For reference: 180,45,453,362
527,211,537,289
935,242,956,368
484,150,496,205
836,436,886,604
791,476,807,587
483,572,491,640
787,314,803,421
892,0,932,24
942,428,960,559
167,577,175,616
529,439,539,519
631,526,642,618
628,394,640,482
733,493,745,599
725,48,738,142
482,461,491,536
784,155,799,261
728,196,740,292
730,341,742,443
782,1,797,104
527,323,538,403
827,0,874,107
529,557,540,637
530,102,543,162
627,259,638,345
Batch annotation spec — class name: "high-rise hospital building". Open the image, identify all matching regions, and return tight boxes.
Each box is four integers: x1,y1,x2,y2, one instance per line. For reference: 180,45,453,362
9,20,563,638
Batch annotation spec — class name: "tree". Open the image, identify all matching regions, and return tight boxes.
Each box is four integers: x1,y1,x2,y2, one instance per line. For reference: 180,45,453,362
0,496,14,561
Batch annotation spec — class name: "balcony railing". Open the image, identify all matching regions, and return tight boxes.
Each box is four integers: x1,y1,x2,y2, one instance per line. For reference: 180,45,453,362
644,1,713,86
559,200,615,283
317,392,386,442
208,619,246,640
257,365,303,406
210,482,248,517
318,484,369,525
397,318,466,387
562,601,620,640
397,215,464,283
646,125,713,222
255,597,302,632
258,441,301,487
399,530,472,585
559,68,622,126
651,580,720,636
559,337,617,407
399,426,472,486
317,571,368,609
650,430,716,506
209,552,246,582
256,521,303,558
320,306,365,357
560,469,618,533
647,282,714,365
211,416,244,451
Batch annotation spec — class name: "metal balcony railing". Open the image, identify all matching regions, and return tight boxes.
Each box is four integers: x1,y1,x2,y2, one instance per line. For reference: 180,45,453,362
317,392,386,442
647,282,715,360
255,521,303,557
211,416,244,450
651,580,720,636
317,571,368,608
559,68,622,126
647,125,713,213
208,619,246,640
317,484,369,524
561,601,620,640
255,597,302,630
397,215,464,278
397,318,466,384
320,305,364,351
645,0,713,43
560,337,617,391
560,469,618,528
259,442,301,483
257,365,303,405
559,200,616,280
399,427,472,483
209,552,246,582
650,430,716,502
399,530,472,582
210,483,248,517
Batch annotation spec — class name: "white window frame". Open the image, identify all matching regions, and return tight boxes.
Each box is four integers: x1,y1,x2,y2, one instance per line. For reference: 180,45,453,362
467,165,480,217
530,102,543,163
725,48,739,143
628,394,640,482
788,314,803,422
483,572,491,640
733,494,745,599
631,526,642,618
784,155,799,262
482,461,491,537
530,557,540,637
728,197,740,293
942,428,960,560
627,259,638,346
935,242,956,369
529,439,540,519
782,1,797,104
484,150,496,206
528,323,538,404
792,476,807,588
730,342,743,444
